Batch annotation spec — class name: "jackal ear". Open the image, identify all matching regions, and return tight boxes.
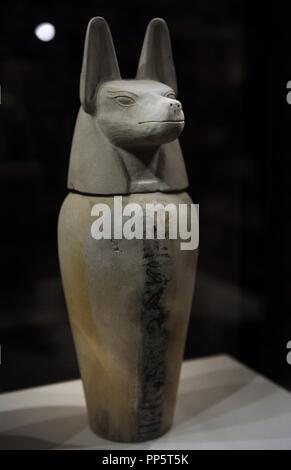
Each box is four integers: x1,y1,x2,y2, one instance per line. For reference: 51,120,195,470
80,17,121,114
136,18,177,94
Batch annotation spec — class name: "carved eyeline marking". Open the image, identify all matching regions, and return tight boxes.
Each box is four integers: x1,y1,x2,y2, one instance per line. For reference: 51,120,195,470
136,232,170,438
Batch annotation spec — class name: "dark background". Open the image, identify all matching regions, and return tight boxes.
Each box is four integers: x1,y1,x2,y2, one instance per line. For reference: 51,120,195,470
0,0,290,393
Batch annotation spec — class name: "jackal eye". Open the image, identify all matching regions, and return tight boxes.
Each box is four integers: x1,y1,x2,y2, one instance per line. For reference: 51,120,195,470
114,96,136,106
166,92,176,100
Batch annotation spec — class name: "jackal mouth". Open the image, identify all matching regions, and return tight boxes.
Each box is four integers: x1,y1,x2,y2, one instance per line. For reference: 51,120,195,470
138,120,185,124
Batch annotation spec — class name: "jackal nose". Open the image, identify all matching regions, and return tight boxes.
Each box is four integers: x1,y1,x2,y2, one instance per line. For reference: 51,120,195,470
168,100,184,121
169,100,182,112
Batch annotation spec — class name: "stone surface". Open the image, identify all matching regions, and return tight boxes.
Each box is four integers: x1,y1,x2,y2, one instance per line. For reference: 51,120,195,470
68,17,188,195
58,192,197,442
58,16,198,442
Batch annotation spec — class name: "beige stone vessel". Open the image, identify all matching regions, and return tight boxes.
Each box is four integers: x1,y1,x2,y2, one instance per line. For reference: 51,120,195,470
58,17,198,442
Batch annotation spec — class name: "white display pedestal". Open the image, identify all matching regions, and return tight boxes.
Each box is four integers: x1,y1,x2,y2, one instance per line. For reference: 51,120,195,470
0,355,290,450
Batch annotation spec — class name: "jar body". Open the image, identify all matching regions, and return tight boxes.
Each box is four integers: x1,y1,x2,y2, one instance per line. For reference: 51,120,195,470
58,191,197,442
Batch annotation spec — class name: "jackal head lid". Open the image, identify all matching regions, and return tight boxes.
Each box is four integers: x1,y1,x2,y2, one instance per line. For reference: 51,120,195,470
68,17,189,195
